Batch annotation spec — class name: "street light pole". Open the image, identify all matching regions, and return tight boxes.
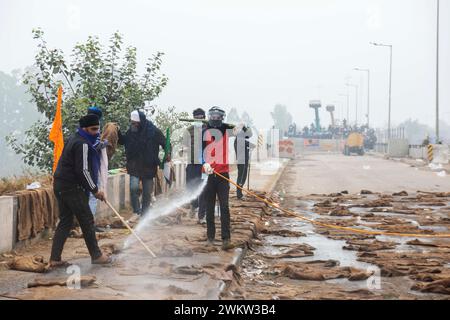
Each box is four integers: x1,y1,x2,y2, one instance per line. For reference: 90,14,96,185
354,68,370,127
388,45,392,139
355,85,358,126
371,42,393,138
436,0,440,143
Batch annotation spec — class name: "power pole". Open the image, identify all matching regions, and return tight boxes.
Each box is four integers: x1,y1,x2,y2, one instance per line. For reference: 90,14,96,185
436,0,440,143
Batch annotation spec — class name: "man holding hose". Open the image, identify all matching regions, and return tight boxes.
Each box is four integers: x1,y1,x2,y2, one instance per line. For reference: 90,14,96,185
202,106,248,250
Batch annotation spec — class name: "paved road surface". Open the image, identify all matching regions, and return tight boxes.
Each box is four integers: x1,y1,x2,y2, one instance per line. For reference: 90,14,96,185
285,153,450,195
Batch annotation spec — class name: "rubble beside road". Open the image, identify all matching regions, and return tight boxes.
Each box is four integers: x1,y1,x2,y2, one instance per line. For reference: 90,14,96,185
277,260,373,282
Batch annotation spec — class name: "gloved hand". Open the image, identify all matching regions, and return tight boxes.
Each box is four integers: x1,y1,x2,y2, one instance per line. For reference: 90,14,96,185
202,163,214,175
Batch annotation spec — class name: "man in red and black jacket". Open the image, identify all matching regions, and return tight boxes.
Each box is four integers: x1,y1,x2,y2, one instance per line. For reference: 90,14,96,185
202,106,236,250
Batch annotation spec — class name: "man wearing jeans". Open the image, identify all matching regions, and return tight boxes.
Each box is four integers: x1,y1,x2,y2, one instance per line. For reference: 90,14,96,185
118,110,167,215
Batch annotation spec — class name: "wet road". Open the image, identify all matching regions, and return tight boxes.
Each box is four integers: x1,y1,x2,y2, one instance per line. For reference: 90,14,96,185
231,154,450,300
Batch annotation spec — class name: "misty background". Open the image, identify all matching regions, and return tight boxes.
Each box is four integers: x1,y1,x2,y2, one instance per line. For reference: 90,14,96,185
1,0,449,176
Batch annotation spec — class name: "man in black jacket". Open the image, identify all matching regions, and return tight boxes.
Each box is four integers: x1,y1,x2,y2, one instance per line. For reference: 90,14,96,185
49,114,111,267
118,110,167,215
183,108,207,223
234,124,253,199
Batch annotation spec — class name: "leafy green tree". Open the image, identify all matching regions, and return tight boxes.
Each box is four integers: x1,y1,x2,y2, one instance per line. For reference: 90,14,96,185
151,106,189,158
7,28,168,171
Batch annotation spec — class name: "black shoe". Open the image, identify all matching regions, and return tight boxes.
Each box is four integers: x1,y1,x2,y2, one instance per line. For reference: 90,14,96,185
237,190,243,199
95,226,105,233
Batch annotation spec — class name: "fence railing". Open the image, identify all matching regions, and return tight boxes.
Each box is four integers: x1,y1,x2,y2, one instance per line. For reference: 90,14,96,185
375,127,405,143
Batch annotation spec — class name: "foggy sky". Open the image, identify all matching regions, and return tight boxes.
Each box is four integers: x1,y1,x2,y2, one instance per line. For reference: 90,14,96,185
1,0,449,130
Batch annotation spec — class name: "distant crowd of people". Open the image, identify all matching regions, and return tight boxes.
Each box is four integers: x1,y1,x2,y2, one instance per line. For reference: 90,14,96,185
286,120,377,149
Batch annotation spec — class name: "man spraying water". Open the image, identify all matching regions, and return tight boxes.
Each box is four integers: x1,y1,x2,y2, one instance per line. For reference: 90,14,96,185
201,106,237,250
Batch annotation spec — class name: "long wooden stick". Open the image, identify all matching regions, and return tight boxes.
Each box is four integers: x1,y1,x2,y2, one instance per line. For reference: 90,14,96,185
179,118,236,128
104,200,156,258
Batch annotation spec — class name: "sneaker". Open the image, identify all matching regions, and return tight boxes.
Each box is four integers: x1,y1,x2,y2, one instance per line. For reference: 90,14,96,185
94,226,105,233
206,239,215,247
198,217,206,225
221,239,233,251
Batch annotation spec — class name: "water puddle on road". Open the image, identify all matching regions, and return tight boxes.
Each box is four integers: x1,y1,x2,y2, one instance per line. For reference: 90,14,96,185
259,212,375,271
297,202,448,252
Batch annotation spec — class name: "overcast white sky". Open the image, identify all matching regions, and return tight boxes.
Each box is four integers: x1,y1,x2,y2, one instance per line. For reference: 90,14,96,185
1,0,449,130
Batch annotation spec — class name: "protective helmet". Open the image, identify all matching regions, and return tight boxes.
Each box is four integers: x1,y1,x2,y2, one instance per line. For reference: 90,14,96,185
207,106,226,128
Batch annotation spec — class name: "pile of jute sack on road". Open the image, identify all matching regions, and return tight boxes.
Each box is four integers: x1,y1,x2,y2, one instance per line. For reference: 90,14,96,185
221,190,450,299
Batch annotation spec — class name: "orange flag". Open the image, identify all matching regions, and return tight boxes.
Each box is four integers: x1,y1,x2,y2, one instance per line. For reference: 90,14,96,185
49,85,64,173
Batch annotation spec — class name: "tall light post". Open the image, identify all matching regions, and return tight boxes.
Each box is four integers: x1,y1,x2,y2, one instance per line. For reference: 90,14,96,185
371,42,393,138
354,68,370,127
436,0,440,143
346,83,359,126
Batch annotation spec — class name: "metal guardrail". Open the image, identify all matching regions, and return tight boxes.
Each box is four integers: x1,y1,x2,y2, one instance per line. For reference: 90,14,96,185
374,143,388,154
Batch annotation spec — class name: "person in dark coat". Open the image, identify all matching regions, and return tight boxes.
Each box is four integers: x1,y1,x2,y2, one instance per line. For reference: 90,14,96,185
49,114,111,267
233,124,253,199
118,110,168,215
183,108,207,223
